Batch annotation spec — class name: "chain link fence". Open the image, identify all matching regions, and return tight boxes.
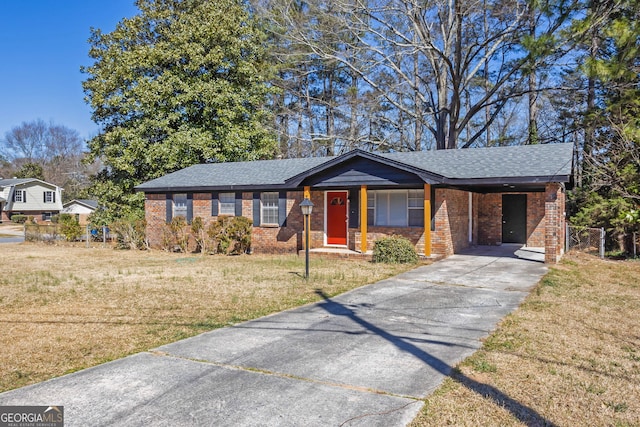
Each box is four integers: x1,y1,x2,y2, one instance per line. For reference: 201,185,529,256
24,224,113,246
566,225,605,258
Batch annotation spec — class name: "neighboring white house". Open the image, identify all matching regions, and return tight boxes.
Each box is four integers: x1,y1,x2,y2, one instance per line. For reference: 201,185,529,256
61,199,98,225
0,178,64,223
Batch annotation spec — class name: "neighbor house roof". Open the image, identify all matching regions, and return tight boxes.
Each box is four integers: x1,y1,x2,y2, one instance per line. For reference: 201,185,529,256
0,178,62,189
0,178,36,187
136,143,574,192
63,199,99,210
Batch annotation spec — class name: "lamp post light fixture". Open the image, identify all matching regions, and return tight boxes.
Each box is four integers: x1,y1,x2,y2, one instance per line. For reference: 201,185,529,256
300,198,314,279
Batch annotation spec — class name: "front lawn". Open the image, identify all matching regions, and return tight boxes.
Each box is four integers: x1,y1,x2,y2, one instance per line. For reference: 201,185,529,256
0,243,415,392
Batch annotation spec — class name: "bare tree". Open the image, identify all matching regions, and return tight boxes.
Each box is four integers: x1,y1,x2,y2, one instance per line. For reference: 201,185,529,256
0,120,89,197
257,0,581,150
2,119,83,165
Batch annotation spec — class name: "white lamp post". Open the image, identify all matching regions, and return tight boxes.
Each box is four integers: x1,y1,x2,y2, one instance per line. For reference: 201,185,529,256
300,198,314,279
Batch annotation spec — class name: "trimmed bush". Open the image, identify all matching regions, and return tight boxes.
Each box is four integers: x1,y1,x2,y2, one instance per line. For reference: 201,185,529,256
11,215,27,224
372,235,419,264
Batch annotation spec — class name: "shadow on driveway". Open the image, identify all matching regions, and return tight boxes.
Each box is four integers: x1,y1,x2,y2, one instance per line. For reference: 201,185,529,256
314,289,556,427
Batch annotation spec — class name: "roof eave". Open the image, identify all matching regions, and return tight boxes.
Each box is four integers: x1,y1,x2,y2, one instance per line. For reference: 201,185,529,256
443,174,572,186
136,183,294,193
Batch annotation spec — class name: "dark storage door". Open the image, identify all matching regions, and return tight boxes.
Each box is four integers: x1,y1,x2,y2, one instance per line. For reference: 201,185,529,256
502,194,527,244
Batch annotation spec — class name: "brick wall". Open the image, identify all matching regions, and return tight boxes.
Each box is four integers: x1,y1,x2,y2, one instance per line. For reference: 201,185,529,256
527,192,545,247
193,193,211,219
144,191,306,254
354,227,425,254
144,193,167,248
477,192,546,248
144,186,566,261
431,188,473,256
478,193,502,245
545,183,565,263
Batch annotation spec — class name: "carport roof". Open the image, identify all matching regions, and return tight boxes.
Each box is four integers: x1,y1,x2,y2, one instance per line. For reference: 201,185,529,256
136,143,574,192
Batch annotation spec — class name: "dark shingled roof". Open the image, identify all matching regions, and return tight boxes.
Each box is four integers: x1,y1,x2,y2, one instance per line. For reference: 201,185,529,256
137,157,330,191
381,143,574,180
136,143,574,191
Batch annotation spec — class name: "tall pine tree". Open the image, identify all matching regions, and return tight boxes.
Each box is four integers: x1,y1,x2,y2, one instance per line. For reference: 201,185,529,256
572,0,640,250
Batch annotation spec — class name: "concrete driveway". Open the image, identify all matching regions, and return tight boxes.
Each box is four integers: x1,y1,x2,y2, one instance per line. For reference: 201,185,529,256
0,224,24,243
0,245,547,426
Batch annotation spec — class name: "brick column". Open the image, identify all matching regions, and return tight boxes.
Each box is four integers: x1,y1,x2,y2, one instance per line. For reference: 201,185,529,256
544,183,564,263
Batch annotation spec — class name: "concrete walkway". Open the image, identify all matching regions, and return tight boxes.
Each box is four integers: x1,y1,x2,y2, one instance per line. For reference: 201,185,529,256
0,245,547,426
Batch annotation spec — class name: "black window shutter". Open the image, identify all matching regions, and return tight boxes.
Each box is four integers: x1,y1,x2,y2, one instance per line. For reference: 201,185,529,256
253,192,260,226
186,193,193,223
23,191,26,203
431,186,436,231
53,192,56,203
278,191,287,227
12,191,16,202
166,194,172,223
43,192,46,203
235,192,243,216
211,193,218,216
349,189,359,228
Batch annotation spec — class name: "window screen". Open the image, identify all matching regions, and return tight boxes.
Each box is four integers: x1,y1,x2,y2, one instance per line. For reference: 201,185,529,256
219,193,235,215
173,193,188,218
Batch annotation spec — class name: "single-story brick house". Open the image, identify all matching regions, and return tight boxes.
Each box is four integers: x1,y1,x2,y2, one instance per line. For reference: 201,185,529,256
136,143,573,263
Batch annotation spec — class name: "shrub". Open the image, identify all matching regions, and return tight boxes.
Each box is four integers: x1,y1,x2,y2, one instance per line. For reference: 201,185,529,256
191,217,207,254
372,235,419,264
11,215,27,224
207,216,252,255
59,214,82,241
111,217,148,250
170,216,190,253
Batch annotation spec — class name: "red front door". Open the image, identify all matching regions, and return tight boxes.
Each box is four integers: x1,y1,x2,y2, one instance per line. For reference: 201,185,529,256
326,191,348,245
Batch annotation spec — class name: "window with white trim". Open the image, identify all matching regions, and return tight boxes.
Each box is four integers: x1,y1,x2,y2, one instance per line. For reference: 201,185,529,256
366,189,424,227
173,193,188,218
44,191,56,203
408,189,425,227
261,192,279,225
13,190,25,203
219,192,235,215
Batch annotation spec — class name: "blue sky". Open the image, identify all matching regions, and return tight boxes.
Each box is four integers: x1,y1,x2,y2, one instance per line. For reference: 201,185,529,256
0,1,139,143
